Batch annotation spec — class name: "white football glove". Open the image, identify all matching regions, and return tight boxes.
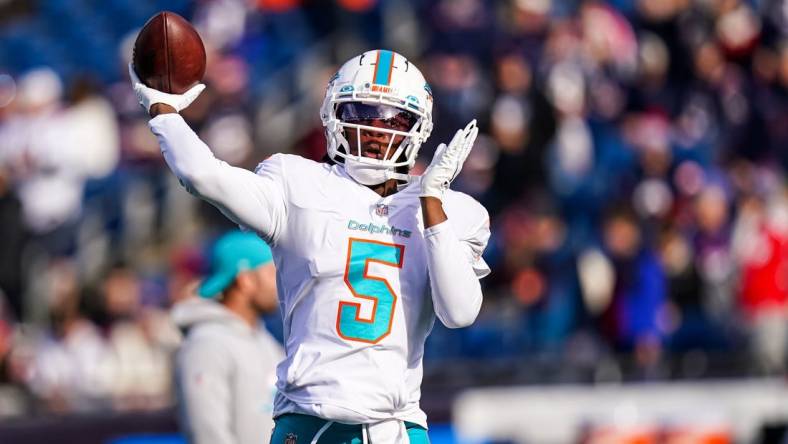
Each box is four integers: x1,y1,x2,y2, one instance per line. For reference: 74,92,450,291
128,63,205,114
420,119,479,200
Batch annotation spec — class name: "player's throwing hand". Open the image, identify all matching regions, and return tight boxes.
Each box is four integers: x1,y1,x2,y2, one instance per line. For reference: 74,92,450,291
420,119,479,201
128,63,205,113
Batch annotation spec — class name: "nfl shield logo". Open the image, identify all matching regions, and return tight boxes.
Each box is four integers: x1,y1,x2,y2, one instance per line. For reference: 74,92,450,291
375,203,389,216
285,433,297,444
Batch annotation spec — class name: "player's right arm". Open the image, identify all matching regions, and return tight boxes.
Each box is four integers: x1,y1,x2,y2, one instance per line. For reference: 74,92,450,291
130,67,286,242
148,111,285,241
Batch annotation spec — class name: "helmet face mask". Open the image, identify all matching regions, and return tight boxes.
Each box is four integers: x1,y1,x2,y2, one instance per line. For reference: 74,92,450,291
338,102,419,165
321,50,433,184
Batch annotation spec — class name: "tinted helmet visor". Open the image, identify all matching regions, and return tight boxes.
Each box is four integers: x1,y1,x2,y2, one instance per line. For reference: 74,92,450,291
337,102,418,132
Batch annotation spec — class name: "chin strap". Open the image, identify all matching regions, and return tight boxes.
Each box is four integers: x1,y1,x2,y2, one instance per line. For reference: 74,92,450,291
383,170,414,184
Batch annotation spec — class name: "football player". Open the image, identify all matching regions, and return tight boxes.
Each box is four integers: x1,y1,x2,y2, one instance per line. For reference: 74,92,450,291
130,49,490,443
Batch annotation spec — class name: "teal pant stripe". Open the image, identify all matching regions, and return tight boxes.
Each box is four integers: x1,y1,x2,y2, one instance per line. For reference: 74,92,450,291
373,50,394,86
271,413,430,444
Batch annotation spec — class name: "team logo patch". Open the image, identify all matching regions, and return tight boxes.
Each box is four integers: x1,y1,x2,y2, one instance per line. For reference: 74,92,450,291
375,203,389,216
285,433,297,444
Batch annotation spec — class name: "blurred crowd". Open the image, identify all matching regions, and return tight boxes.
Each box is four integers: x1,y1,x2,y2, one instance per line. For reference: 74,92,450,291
0,0,786,417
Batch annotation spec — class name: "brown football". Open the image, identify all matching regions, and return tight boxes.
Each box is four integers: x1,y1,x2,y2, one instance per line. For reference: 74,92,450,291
132,11,206,94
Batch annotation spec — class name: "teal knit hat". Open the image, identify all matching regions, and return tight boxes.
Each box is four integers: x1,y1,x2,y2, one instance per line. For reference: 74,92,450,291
198,231,273,298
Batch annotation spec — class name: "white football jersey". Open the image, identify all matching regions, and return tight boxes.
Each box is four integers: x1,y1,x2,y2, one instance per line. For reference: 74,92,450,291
252,154,490,427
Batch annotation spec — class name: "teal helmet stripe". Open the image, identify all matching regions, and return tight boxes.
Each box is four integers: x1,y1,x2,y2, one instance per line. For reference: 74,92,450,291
373,50,395,86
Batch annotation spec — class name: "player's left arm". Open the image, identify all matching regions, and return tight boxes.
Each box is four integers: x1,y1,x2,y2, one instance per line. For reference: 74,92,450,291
420,120,490,328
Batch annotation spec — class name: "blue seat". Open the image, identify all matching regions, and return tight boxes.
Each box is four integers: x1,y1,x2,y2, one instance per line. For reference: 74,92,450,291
106,435,186,444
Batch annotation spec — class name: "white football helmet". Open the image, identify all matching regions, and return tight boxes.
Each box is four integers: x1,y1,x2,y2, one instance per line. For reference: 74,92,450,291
320,50,434,185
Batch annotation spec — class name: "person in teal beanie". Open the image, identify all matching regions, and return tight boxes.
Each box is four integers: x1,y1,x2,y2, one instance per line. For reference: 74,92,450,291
172,230,283,444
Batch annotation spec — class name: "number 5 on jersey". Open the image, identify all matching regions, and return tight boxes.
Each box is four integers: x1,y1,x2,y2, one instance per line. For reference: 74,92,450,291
337,238,404,343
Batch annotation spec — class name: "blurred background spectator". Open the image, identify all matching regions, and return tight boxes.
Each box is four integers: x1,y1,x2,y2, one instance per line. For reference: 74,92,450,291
0,0,786,441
